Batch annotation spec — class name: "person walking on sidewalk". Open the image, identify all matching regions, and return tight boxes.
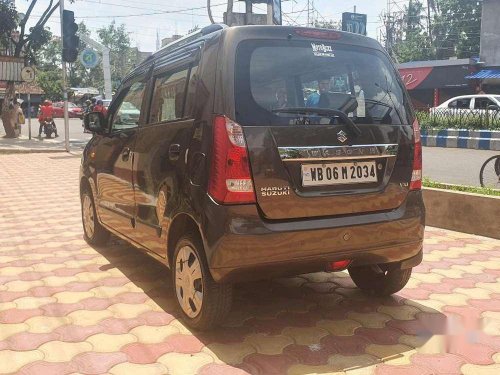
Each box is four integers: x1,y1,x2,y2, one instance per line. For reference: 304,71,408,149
1,100,17,138
13,100,25,138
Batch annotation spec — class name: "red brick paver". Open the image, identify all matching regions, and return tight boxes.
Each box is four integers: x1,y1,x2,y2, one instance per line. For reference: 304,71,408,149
1,153,499,374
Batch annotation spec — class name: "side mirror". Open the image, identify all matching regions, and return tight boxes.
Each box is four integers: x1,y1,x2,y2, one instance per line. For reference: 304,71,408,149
487,105,500,111
84,111,107,134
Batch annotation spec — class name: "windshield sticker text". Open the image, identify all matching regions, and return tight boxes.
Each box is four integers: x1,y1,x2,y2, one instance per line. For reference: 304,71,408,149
311,43,335,58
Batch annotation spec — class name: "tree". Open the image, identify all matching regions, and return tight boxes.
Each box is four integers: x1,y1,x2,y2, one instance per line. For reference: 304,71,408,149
391,0,481,62
1,0,63,135
393,0,434,62
432,0,482,59
35,34,63,100
97,21,138,90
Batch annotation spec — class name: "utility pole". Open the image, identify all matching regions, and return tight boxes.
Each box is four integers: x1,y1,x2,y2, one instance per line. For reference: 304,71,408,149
59,0,69,152
426,0,433,45
245,0,251,25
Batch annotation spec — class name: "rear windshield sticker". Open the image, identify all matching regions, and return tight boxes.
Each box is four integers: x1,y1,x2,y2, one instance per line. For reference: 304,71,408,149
311,43,335,58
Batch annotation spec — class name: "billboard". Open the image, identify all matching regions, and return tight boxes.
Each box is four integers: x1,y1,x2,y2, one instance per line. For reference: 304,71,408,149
342,12,367,36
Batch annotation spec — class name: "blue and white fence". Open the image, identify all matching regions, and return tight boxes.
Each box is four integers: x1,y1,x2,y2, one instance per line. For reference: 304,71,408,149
421,129,500,151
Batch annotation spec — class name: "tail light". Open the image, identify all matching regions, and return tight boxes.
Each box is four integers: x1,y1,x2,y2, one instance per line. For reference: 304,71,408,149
410,118,422,190
208,116,256,204
328,260,351,271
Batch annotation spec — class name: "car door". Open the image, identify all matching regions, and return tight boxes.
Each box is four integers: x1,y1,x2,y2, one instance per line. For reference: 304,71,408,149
131,59,198,256
92,80,147,238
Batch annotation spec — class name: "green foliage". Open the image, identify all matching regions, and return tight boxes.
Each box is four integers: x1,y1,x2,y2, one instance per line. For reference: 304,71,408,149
36,67,63,101
97,21,139,90
433,0,482,59
0,1,17,49
393,0,482,61
416,111,500,130
423,178,500,196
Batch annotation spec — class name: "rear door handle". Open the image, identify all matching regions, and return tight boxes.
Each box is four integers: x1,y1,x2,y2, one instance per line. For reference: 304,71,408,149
122,147,131,161
169,144,181,161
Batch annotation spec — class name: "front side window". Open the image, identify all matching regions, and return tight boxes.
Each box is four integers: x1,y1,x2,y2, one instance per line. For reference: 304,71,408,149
111,82,146,131
235,40,413,126
150,68,189,123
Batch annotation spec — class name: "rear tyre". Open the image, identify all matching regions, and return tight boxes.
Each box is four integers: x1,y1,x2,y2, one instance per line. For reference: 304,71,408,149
480,155,500,189
348,265,412,297
81,187,110,246
172,232,232,330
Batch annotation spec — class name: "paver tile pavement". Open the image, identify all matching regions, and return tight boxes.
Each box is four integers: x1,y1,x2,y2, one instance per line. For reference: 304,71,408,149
0,153,499,374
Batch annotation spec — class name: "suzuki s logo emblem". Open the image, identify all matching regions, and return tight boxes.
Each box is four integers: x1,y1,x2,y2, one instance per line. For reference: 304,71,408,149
337,130,348,143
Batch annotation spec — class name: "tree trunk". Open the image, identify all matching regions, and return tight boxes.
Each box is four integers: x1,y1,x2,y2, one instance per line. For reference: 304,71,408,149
1,81,16,138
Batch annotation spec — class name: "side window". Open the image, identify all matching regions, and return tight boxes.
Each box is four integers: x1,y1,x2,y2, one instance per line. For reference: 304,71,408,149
184,64,199,117
449,99,471,109
112,82,146,131
474,98,495,109
150,67,189,123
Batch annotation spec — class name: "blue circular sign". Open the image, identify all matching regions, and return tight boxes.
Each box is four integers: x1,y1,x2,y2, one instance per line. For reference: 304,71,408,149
80,48,99,69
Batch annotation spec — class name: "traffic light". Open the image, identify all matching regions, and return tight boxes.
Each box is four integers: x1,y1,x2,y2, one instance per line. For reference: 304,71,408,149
62,10,79,63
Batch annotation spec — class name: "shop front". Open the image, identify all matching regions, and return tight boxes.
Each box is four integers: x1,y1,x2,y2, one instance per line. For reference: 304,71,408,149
398,59,475,111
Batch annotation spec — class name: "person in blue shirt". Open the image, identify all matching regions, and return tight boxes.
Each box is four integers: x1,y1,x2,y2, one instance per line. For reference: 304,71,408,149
306,75,331,108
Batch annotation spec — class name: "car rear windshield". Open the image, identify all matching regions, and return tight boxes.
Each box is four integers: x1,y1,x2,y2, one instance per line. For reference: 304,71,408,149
235,40,413,126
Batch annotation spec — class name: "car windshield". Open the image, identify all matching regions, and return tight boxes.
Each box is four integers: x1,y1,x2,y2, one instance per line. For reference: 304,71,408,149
235,40,412,125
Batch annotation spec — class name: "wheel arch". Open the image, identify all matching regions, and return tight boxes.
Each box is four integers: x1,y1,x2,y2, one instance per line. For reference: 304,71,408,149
166,213,204,268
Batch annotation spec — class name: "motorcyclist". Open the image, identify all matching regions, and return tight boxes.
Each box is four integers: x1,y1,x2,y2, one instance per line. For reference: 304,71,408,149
38,100,58,138
93,99,108,117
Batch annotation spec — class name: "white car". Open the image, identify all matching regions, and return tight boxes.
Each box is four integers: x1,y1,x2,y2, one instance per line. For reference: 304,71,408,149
431,95,500,115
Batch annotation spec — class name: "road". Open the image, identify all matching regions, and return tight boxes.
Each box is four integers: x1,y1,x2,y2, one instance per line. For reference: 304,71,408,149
0,152,499,374
6,119,498,186
20,117,92,142
423,147,498,187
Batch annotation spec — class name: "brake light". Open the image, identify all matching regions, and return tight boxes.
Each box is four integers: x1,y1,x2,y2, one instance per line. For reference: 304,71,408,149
329,260,351,271
410,118,422,190
295,29,342,40
208,116,256,204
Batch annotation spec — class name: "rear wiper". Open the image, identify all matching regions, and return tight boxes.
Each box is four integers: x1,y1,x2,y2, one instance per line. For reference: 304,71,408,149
272,107,362,137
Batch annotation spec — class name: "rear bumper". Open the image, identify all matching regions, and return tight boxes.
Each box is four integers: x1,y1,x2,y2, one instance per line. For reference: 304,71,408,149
201,191,425,283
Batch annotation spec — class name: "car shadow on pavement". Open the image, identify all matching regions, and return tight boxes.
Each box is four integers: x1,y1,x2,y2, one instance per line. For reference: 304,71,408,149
91,238,449,374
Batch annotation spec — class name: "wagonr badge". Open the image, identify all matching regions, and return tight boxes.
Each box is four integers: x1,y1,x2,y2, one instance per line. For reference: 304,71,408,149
337,130,348,143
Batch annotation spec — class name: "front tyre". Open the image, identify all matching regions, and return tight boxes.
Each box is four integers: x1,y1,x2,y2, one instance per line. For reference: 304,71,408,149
172,233,232,330
81,188,110,246
348,265,412,297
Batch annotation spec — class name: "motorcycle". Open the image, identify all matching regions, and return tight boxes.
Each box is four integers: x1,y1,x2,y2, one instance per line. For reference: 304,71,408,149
40,119,58,139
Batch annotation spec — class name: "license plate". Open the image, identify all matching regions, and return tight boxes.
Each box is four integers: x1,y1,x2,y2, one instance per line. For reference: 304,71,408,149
302,161,378,186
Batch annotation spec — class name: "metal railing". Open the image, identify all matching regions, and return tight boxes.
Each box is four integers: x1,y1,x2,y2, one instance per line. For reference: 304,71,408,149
417,108,500,130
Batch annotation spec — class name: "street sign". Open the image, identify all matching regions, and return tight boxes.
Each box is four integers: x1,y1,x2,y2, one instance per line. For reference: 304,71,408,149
0,56,24,82
20,66,36,83
342,12,367,36
80,48,99,69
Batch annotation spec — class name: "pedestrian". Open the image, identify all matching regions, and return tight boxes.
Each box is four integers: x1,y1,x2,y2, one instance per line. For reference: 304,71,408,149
13,99,25,138
1,101,16,138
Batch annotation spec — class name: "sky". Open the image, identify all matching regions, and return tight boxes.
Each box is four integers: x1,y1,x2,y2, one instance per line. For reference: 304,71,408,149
14,0,401,52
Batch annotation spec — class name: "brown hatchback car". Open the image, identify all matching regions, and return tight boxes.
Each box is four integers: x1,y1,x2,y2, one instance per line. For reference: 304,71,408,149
81,25,425,329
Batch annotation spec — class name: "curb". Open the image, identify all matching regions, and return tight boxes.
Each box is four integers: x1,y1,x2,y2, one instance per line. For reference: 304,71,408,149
421,129,500,150
0,148,68,154
423,188,500,239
